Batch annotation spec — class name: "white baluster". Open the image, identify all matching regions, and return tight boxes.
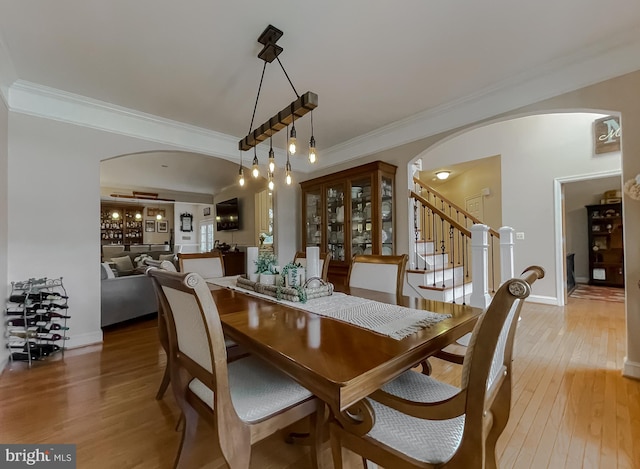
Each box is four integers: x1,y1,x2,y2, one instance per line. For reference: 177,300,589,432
499,226,515,285
470,224,491,309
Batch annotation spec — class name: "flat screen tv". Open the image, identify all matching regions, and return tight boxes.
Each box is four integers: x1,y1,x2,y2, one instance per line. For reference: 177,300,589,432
216,197,240,231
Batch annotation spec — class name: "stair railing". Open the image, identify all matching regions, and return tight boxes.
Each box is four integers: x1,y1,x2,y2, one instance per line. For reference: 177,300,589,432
411,177,514,307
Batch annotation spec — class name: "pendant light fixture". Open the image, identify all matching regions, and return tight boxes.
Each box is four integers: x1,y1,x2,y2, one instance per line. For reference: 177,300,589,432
308,111,317,164
268,136,276,173
236,25,318,189
251,147,260,178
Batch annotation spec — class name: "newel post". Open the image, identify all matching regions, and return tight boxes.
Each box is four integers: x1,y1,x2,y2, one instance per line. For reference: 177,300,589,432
499,226,515,285
470,224,491,310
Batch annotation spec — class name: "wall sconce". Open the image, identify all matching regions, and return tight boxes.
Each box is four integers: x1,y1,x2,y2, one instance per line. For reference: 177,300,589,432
435,170,451,180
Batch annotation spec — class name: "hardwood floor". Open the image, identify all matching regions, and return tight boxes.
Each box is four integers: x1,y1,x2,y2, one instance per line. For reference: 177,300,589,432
1,297,638,468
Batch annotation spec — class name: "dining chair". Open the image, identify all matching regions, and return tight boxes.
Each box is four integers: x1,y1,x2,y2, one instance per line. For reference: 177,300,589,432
293,251,332,282
330,265,544,469
147,269,325,469
143,258,177,400
347,254,408,297
177,251,225,279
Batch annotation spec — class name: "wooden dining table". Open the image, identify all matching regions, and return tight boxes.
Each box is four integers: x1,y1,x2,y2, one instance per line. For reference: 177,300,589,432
208,281,482,426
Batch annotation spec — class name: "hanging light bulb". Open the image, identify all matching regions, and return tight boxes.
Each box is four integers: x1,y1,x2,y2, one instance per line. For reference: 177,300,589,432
288,120,297,155
309,135,317,164
308,111,317,163
251,147,260,178
285,161,292,185
268,136,276,173
285,144,292,185
238,165,245,187
268,172,275,191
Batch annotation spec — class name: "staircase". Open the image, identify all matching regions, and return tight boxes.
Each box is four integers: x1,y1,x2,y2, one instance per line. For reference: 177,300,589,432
406,177,513,307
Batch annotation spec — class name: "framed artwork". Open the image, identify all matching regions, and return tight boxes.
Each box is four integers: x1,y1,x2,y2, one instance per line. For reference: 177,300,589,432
147,208,166,218
180,212,193,232
203,207,211,216
145,220,155,232
594,116,621,154
157,220,168,233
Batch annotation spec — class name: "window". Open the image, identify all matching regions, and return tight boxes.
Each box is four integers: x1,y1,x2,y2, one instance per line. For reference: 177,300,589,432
200,221,214,252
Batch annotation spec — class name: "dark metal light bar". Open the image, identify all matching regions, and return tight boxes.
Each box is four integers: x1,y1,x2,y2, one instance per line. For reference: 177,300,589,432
238,91,318,151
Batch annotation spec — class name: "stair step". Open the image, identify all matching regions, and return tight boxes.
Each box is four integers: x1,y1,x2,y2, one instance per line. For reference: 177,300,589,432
419,278,472,292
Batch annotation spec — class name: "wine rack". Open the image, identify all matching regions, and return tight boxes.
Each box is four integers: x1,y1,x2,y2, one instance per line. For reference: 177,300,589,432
5,277,70,367
101,204,144,245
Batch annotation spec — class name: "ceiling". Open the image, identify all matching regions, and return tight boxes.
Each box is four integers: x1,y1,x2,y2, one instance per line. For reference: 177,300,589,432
1,1,639,195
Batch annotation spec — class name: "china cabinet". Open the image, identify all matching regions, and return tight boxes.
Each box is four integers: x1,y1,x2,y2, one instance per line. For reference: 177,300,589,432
586,203,624,287
300,161,396,285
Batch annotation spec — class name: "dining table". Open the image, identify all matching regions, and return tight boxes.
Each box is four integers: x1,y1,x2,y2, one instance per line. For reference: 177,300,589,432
208,279,482,434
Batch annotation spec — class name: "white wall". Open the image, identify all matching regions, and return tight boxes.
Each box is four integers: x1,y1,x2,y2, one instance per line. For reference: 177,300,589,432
0,95,8,368
7,113,180,349
416,113,621,302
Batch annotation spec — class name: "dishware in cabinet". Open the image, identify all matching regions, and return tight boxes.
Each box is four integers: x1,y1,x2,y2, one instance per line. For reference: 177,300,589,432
300,160,397,285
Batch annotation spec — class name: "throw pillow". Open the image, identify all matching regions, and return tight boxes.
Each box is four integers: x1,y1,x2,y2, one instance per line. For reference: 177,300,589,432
111,255,134,275
159,254,175,262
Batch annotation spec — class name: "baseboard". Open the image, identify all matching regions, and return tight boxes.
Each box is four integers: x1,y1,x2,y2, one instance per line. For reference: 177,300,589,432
528,294,559,305
575,276,589,284
623,358,640,380
65,330,103,349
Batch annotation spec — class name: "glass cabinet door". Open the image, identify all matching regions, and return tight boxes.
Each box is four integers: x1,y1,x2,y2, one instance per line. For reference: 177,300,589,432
304,190,322,248
326,184,345,261
381,175,393,255
350,177,373,256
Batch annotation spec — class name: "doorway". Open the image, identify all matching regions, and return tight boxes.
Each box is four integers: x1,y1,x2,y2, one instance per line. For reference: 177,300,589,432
554,170,622,306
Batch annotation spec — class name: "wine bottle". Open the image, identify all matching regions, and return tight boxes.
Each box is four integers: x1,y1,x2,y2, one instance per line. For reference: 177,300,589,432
6,318,38,327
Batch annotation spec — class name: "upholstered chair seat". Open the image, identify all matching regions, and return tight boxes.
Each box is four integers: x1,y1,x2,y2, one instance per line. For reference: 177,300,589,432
188,355,313,423
366,372,464,465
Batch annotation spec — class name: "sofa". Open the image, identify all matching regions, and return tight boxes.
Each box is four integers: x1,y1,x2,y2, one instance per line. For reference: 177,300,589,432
100,251,177,327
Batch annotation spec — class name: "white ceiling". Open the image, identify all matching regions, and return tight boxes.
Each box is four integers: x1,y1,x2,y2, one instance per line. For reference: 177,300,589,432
1,0,639,195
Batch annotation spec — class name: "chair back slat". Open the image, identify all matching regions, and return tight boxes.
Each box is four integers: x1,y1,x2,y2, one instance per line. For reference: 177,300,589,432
347,254,408,296
178,252,225,278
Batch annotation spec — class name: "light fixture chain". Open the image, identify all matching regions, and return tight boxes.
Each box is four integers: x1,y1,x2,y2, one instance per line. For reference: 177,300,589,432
276,56,300,99
248,61,268,134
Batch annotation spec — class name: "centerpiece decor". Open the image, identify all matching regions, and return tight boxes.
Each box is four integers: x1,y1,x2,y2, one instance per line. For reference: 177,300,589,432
255,252,279,285
281,261,305,288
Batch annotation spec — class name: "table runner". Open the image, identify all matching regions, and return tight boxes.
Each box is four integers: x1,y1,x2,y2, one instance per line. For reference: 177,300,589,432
208,276,451,340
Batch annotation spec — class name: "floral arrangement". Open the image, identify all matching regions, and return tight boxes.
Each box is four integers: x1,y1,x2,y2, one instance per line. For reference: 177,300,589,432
623,174,640,201
254,251,278,274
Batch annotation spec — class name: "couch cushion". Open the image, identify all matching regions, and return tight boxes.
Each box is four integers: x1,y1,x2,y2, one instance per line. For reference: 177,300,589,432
159,254,175,262
111,255,135,275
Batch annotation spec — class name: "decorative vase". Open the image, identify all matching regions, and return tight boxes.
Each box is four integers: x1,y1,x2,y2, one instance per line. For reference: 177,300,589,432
260,273,277,285
286,269,305,288
248,272,259,283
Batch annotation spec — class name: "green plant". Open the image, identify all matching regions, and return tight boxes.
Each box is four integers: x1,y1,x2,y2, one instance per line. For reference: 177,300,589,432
255,251,278,274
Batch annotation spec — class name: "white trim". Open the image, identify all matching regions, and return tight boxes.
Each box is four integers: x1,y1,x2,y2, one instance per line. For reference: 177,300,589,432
64,330,103,349
527,294,560,306
623,358,640,380
575,276,589,284
553,169,622,306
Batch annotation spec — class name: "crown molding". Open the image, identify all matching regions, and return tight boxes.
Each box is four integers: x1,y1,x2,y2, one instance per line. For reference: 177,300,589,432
5,26,640,172
320,26,640,167
9,80,244,160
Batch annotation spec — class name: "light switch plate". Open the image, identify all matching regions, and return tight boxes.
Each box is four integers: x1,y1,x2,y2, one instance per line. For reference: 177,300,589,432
516,232,525,240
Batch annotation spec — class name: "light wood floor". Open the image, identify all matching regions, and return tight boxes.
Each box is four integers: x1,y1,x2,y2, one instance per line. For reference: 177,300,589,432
1,297,638,468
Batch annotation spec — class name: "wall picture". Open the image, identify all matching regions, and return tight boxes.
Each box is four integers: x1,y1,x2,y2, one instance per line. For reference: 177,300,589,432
157,220,168,233
145,220,155,232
